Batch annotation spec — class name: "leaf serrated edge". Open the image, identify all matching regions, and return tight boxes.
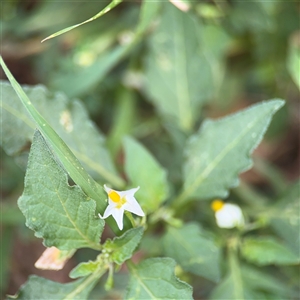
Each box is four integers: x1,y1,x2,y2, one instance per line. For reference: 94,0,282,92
174,100,285,206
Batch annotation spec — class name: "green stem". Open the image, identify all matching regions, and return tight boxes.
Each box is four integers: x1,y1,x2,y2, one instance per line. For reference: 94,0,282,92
227,237,245,300
64,267,106,300
171,188,191,212
125,211,136,228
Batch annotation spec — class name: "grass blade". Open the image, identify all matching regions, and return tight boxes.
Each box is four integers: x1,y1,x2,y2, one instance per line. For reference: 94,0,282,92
41,0,122,42
0,56,105,210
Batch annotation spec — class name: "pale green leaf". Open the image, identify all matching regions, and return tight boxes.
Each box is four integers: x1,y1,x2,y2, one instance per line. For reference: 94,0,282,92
104,227,144,265
178,100,284,203
0,81,122,187
41,0,122,42
7,274,99,300
162,223,220,282
70,261,99,279
18,130,103,250
125,258,193,300
144,3,214,131
241,237,300,266
123,136,169,213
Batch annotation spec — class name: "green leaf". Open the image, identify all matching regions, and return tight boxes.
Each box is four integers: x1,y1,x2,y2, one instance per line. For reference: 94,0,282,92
51,46,129,98
135,1,161,35
287,33,300,90
177,100,284,204
18,130,103,250
0,81,122,187
107,89,136,158
41,0,123,42
7,274,100,300
50,1,161,98
144,3,214,131
241,236,299,266
104,227,144,265
123,136,169,213
241,265,293,297
0,226,14,292
70,261,100,279
162,223,220,282
210,273,253,300
210,246,250,300
269,180,300,254
0,58,107,214
125,258,193,299
211,261,295,299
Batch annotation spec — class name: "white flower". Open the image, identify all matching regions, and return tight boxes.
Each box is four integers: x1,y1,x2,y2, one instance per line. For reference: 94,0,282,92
98,185,145,230
211,200,245,229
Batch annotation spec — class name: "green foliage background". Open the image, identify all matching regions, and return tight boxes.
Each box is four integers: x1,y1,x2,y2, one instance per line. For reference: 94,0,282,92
1,0,299,299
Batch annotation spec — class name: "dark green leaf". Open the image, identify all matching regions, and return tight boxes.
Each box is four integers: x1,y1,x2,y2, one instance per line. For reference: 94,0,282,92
18,130,103,250
7,275,98,300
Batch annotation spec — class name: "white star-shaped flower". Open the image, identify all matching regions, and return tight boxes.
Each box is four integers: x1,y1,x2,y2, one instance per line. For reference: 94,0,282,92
211,199,245,229
98,185,145,230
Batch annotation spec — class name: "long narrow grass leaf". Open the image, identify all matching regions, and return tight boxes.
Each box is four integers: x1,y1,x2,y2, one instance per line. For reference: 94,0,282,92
41,0,122,42
0,56,104,210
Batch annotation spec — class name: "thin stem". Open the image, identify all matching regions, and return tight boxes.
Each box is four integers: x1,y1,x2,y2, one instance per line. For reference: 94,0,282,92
64,267,106,300
125,211,136,228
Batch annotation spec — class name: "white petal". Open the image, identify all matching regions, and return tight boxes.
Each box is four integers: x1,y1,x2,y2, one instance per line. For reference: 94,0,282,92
111,208,125,230
215,203,244,228
103,184,112,194
119,186,140,198
124,198,145,217
99,203,116,220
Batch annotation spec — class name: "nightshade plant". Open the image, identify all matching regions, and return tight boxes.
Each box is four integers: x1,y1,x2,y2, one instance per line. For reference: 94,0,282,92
1,1,299,299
